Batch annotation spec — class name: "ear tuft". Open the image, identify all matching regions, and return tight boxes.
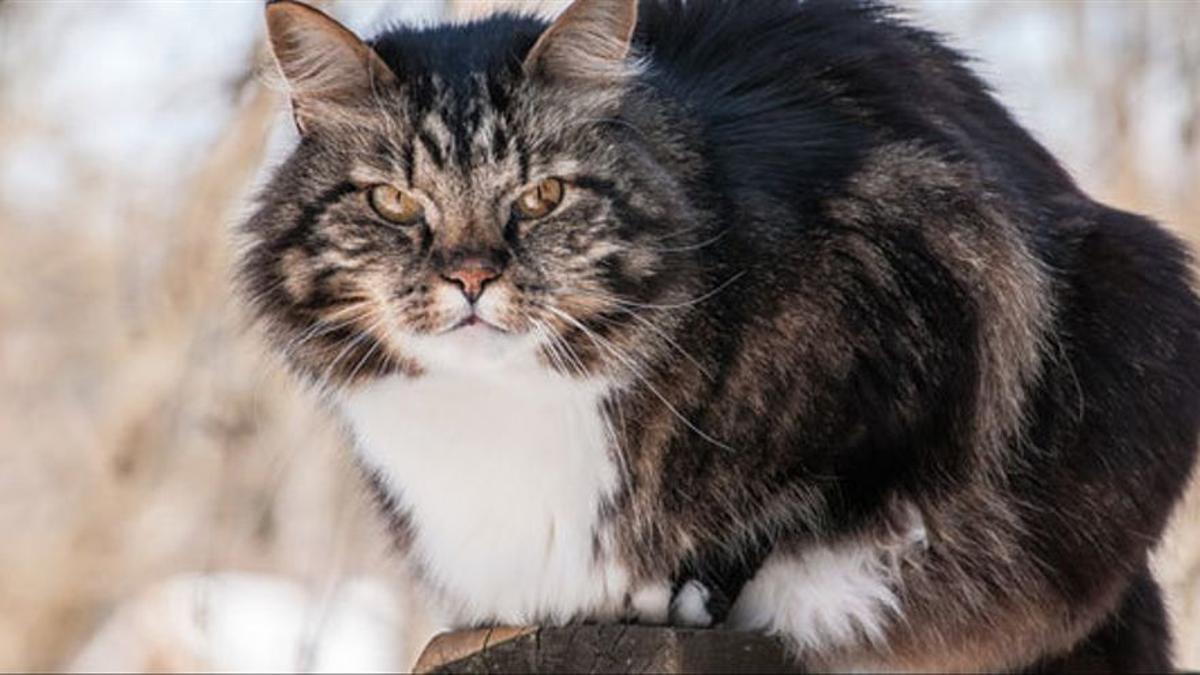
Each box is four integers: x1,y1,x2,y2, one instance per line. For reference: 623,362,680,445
265,0,396,133
523,0,639,85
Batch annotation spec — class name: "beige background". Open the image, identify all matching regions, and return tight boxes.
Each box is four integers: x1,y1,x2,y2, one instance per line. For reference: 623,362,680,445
0,0,1196,670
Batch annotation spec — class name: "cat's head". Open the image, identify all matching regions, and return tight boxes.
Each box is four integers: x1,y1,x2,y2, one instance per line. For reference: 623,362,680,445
239,0,701,386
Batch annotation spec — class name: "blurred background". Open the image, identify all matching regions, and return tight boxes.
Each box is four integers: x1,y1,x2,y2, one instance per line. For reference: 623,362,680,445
0,0,1196,671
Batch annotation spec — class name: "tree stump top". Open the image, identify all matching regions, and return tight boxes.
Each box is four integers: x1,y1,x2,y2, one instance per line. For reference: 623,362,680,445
415,625,800,674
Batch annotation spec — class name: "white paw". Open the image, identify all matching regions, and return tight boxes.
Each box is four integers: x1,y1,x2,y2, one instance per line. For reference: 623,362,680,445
669,580,714,627
629,583,671,624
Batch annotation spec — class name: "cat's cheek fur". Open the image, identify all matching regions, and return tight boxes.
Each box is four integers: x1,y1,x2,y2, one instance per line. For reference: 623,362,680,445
339,367,635,625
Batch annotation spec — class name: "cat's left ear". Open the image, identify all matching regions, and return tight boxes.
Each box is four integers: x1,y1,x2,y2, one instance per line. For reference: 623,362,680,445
523,0,639,85
265,0,397,135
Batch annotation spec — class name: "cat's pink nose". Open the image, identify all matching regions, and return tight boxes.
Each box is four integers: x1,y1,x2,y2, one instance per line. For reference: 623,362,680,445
442,260,501,302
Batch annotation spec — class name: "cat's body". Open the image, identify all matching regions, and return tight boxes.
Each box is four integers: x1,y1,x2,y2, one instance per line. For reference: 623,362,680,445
240,0,1200,670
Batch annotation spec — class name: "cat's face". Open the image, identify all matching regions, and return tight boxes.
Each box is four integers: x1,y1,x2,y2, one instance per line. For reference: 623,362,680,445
240,0,696,384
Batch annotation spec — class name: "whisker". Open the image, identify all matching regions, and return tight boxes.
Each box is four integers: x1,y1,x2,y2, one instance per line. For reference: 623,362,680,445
530,318,571,377
590,305,713,381
532,314,631,476
343,334,385,386
239,276,291,312
542,305,735,453
564,271,747,311
643,223,708,244
279,308,373,362
644,228,731,254
313,314,388,398
535,316,590,379
551,320,592,379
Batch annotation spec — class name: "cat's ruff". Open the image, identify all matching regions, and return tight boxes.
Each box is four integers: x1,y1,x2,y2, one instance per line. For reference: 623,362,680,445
342,350,636,626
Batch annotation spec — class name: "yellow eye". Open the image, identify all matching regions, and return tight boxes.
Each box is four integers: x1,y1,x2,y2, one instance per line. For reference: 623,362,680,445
513,178,565,220
369,185,424,225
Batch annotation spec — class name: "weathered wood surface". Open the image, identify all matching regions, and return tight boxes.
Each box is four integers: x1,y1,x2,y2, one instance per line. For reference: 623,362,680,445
414,625,801,674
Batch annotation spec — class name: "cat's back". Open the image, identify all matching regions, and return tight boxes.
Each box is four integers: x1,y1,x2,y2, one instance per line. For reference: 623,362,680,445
634,0,1076,206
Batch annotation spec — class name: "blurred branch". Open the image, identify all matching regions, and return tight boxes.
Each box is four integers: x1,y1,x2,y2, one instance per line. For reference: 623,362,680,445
164,82,279,318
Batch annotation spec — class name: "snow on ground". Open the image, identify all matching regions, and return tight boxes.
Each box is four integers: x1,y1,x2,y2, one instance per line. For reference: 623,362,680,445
68,573,406,673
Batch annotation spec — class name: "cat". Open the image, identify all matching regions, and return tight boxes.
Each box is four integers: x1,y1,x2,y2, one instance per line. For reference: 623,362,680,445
237,0,1200,671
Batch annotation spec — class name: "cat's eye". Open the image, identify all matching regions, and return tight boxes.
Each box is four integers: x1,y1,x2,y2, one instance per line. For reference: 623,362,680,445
369,185,424,225
513,178,565,220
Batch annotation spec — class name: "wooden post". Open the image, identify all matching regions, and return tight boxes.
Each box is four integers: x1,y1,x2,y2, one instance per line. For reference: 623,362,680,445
414,626,801,674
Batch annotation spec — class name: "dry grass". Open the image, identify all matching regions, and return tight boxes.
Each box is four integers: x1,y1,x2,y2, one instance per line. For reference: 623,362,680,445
0,77,403,669
0,1,1196,670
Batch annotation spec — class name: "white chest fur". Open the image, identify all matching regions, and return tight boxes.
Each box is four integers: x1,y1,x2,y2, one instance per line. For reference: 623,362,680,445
340,366,632,626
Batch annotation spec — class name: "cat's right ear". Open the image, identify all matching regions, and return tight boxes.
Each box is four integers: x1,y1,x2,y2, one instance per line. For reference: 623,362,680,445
265,0,396,135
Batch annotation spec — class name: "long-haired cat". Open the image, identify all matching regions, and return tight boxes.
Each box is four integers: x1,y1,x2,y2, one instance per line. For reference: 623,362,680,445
238,0,1200,670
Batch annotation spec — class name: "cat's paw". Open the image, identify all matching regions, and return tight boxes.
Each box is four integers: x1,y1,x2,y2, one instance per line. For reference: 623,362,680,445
669,579,715,628
626,583,672,624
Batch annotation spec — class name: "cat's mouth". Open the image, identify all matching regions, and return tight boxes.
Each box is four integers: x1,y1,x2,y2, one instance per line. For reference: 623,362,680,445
446,313,508,334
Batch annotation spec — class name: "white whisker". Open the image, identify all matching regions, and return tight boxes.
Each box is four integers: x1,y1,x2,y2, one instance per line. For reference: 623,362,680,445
645,228,731,254
565,271,747,311
542,305,735,453
313,314,388,398
592,305,713,381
